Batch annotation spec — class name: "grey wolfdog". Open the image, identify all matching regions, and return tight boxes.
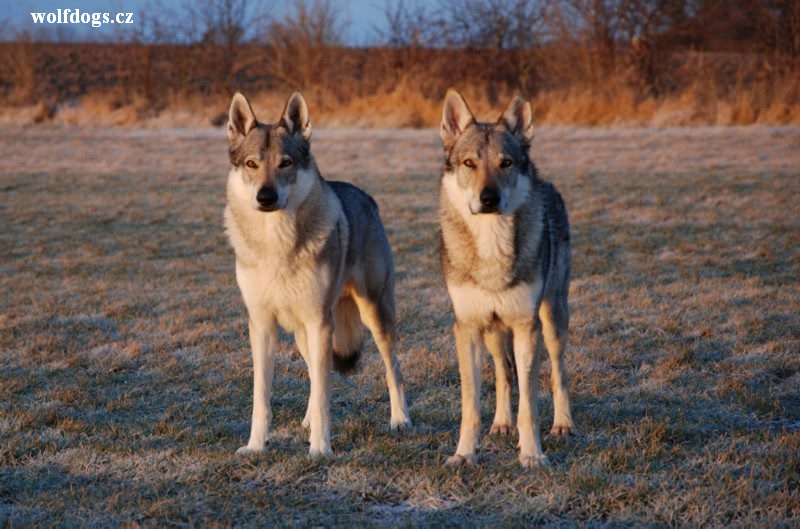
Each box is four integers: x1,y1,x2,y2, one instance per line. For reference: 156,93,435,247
224,92,411,457
438,89,575,468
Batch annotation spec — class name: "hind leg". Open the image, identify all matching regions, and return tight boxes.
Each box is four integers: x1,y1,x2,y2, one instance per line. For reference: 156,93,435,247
352,291,411,430
295,327,313,429
485,329,513,436
540,301,575,436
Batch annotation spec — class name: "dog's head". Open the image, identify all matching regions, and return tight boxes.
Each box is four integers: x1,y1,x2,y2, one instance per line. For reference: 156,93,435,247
227,92,315,212
439,88,534,215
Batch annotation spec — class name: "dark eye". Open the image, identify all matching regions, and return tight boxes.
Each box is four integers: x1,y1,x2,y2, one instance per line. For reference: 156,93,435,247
245,160,258,169
500,158,512,168
463,159,476,169
278,158,293,169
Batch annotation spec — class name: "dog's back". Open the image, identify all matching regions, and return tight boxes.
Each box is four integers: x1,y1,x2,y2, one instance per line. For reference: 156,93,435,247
539,180,571,312
329,181,393,274
326,181,396,371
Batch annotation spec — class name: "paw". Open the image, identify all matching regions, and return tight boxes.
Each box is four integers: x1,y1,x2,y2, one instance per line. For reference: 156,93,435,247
235,444,265,456
390,417,413,432
519,454,550,468
490,422,514,436
301,416,310,429
550,421,577,437
446,453,477,466
308,446,334,458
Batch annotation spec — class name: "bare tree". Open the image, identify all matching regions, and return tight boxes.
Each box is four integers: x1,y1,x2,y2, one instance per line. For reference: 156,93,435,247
752,0,800,59
540,0,626,88
569,0,622,66
3,31,37,99
430,0,546,94
124,4,173,102
265,0,347,88
433,0,546,50
175,0,269,94
378,0,432,47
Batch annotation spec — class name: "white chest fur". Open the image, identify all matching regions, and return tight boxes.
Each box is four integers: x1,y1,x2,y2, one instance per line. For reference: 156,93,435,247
463,211,516,288
235,257,330,332
441,173,526,289
447,279,540,327
224,169,341,332
441,172,540,326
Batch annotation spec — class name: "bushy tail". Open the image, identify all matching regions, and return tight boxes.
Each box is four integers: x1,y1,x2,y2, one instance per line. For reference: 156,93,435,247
332,295,364,374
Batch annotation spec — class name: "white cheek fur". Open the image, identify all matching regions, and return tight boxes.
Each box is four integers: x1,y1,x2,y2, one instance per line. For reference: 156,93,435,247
444,169,530,215
230,166,310,211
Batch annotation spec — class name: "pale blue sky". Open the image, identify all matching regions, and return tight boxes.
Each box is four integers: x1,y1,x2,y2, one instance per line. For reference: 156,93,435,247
2,0,397,44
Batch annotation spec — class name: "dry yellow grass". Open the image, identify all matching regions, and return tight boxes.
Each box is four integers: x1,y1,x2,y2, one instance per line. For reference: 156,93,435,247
1,123,799,525
6,76,797,129
2,40,797,128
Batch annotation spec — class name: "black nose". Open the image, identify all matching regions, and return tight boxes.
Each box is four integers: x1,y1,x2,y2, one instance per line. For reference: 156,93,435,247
256,186,278,209
479,187,501,210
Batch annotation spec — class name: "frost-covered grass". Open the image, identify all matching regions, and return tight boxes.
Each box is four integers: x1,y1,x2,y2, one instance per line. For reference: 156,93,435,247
1,125,798,526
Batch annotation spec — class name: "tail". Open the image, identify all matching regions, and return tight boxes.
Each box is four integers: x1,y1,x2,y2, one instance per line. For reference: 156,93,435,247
332,295,364,374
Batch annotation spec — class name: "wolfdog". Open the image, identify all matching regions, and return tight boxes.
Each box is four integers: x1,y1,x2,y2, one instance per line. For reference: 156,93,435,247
438,89,575,467
224,92,412,457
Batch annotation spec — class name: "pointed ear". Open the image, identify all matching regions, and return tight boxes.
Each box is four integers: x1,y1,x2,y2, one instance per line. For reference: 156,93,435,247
440,88,475,149
499,95,534,143
280,92,312,140
227,92,257,144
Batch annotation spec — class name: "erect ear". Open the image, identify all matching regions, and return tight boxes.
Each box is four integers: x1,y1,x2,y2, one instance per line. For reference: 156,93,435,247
499,95,534,143
440,88,475,149
227,92,257,144
279,91,312,141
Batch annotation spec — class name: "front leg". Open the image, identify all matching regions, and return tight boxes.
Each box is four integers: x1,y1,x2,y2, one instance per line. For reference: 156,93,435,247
512,321,548,468
305,319,334,457
237,317,277,455
447,322,484,466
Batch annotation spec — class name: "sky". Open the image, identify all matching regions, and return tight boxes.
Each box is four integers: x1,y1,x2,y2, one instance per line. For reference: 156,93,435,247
1,0,395,45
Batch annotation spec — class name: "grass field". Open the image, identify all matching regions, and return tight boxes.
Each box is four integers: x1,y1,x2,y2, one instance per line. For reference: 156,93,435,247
1,124,799,526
